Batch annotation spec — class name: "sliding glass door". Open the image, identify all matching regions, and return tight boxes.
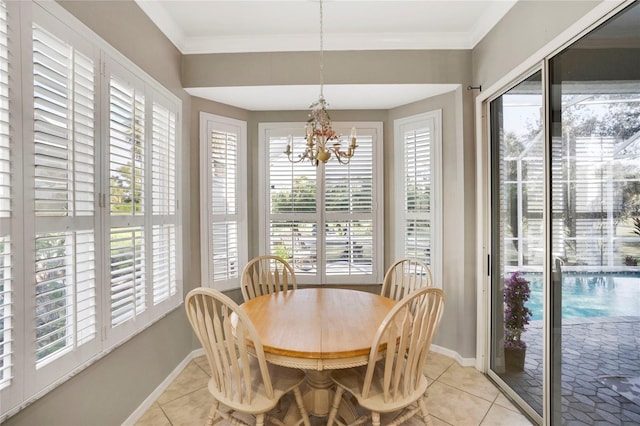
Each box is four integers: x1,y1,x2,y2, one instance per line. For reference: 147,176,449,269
490,71,544,420
489,2,640,423
548,3,640,422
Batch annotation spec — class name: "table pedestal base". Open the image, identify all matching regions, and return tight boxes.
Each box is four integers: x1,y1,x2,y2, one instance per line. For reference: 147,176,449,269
282,370,358,424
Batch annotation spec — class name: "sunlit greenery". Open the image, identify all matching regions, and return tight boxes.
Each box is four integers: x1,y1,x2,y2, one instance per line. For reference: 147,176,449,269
34,234,68,361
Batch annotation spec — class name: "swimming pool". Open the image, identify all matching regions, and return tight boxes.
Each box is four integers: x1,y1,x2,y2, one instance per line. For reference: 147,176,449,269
525,273,640,321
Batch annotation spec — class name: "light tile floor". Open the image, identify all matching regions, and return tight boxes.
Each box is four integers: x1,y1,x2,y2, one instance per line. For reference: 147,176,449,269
135,352,534,425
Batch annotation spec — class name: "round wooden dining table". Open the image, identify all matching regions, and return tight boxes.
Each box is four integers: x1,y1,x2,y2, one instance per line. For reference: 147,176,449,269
239,287,396,421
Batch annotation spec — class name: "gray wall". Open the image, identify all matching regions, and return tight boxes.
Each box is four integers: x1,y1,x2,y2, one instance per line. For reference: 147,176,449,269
183,50,472,87
472,0,603,91
388,88,476,355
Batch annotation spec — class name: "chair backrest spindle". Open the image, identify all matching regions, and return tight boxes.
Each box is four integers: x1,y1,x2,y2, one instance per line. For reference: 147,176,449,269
185,288,274,404
381,258,433,301
362,287,445,403
241,255,297,302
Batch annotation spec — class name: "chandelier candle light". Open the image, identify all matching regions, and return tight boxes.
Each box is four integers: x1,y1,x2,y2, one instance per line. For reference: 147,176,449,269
284,0,357,166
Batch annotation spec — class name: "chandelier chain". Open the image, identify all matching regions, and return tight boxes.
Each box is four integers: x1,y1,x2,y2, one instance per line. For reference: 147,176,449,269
319,0,324,97
283,0,357,166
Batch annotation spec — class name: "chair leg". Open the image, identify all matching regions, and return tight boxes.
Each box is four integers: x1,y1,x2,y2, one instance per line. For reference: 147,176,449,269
292,385,311,426
417,397,433,426
256,413,265,426
371,412,381,426
206,401,219,426
326,386,345,426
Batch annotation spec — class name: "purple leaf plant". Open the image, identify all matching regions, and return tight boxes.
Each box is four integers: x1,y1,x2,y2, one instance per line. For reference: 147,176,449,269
503,271,532,350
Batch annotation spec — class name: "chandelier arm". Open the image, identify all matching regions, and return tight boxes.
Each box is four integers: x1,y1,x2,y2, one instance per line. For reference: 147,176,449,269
334,151,352,165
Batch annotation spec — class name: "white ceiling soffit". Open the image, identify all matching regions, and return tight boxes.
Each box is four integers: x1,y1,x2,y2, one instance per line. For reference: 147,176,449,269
135,1,518,54
185,84,460,110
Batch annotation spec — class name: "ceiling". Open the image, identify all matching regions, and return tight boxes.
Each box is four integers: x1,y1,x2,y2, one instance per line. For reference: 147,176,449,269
136,0,518,110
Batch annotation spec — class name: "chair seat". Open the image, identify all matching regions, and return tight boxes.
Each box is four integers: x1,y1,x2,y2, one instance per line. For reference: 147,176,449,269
209,356,307,415
331,363,429,413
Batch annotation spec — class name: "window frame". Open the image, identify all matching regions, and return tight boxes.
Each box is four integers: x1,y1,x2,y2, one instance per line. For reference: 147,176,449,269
393,110,443,288
1,1,183,419
258,121,384,285
199,112,248,291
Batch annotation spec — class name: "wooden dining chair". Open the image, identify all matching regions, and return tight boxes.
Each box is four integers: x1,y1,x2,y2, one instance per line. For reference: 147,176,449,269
241,255,297,302
380,258,433,301
185,287,311,426
327,287,445,426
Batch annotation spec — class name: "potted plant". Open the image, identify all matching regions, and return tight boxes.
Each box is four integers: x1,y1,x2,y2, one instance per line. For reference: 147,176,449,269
503,271,532,371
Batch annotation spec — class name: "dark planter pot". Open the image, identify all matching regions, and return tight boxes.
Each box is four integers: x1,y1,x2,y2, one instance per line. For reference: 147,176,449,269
504,347,526,372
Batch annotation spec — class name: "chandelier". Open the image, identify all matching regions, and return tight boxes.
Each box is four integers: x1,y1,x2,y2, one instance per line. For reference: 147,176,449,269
284,0,357,166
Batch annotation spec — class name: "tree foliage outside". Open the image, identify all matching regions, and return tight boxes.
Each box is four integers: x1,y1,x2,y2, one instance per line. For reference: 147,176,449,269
271,176,316,213
559,96,640,265
34,234,68,361
110,163,143,213
270,174,373,265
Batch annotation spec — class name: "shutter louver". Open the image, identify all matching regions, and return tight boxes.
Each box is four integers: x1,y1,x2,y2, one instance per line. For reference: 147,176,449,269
0,0,10,390
151,102,176,303
109,73,147,324
152,103,175,216
325,133,374,275
33,25,94,217
209,129,239,281
0,237,10,389
34,231,96,366
211,130,237,215
404,128,432,265
152,224,175,303
268,134,318,274
110,227,145,327
109,76,144,215
211,221,238,281
269,136,317,214
32,24,96,368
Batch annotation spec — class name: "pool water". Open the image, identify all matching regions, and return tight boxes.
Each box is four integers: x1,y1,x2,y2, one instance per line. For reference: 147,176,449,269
525,274,640,321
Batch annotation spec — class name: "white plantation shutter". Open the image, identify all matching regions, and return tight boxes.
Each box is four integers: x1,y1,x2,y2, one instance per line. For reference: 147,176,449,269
210,129,238,282
404,127,432,263
325,133,374,276
0,2,182,418
260,122,382,284
109,227,144,326
109,75,145,216
267,132,319,278
151,101,176,304
200,113,247,290
394,112,442,286
0,237,10,391
108,70,146,328
31,23,97,368
0,0,11,393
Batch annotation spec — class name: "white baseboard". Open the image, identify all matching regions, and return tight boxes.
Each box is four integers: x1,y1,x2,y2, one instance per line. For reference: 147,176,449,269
431,344,476,368
121,348,205,426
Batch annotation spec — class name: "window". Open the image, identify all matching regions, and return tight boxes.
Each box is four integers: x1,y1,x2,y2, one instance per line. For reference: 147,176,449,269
258,122,383,285
1,1,182,419
394,111,442,285
200,113,247,291
31,22,100,381
0,0,14,405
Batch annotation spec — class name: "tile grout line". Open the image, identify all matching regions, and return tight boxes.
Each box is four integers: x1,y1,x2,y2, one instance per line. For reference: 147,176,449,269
158,404,174,426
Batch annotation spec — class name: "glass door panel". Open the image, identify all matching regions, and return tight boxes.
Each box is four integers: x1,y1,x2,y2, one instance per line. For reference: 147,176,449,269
549,2,640,423
490,71,544,417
